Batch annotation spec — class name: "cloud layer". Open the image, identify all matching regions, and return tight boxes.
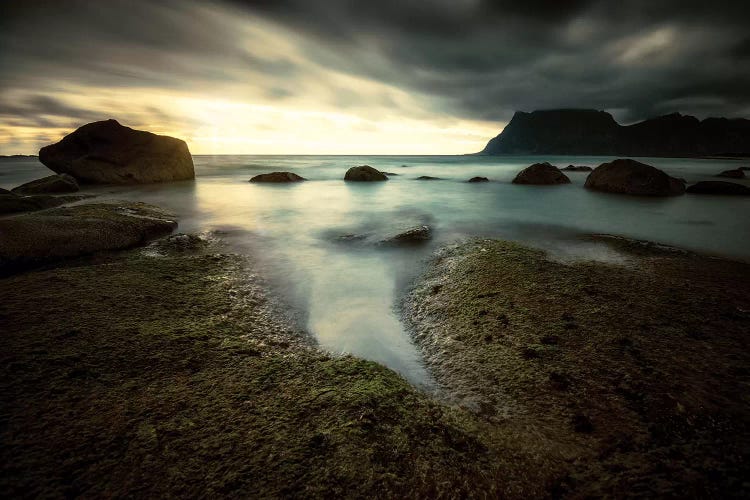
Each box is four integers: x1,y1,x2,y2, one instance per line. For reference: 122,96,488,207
1,0,748,153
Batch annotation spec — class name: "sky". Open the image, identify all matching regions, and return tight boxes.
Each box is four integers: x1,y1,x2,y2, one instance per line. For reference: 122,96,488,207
1,0,749,155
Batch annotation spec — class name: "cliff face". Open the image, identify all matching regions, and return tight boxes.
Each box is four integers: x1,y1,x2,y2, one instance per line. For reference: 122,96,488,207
480,109,750,156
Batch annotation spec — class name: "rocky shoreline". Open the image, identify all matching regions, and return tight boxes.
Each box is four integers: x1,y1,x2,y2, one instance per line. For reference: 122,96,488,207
403,237,750,497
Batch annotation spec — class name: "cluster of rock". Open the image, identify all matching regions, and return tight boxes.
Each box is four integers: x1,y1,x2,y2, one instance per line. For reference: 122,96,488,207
507,158,749,196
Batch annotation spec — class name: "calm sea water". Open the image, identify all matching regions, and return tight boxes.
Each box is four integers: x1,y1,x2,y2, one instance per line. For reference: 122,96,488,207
3,155,749,386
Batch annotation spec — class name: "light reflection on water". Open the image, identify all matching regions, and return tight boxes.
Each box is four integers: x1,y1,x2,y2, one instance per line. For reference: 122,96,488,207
2,155,749,386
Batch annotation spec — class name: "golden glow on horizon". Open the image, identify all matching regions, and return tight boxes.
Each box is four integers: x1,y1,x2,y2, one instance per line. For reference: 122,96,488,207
0,5,502,155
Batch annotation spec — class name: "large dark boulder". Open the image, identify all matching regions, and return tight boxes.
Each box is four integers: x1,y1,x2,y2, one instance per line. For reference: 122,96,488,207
249,172,306,183
38,119,195,184
468,176,489,182
584,159,685,196
11,174,79,194
0,202,176,270
512,162,570,185
344,165,388,182
686,181,750,195
717,169,745,179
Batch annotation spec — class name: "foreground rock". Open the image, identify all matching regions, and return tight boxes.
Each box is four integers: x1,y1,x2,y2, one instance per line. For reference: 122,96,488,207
405,238,750,497
686,181,750,195
468,176,489,182
512,162,570,185
0,237,496,498
561,165,592,172
11,174,79,194
717,168,745,179
39,119,195,184
585,158,685,196
344,165,388,181
249,171,306,183
0,202,176,271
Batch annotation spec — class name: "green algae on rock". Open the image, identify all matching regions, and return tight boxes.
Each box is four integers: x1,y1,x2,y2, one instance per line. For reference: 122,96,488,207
0,202,176,272
0,239,499,498
404,238,750,497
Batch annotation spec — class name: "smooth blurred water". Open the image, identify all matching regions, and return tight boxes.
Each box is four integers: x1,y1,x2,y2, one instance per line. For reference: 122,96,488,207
2,155,749,386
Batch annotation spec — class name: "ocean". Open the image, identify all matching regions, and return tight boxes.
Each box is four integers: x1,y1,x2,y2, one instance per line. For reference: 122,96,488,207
3,154,749,385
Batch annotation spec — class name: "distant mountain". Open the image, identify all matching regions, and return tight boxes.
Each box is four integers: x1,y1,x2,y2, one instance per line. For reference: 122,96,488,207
479,109,750,156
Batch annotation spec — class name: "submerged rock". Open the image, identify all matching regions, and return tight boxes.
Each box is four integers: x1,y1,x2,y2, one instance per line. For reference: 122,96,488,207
686,181,750,195
512,162,570,185
39,119,195,184
584,158,685,196
11,174,79,194
561,165,593,172
416,176,441,181
382,172,399,176
249,172,306,183
381,225,432,244
0,202,176,270
467,177,489,183
717,168,745,179
344,165,388,181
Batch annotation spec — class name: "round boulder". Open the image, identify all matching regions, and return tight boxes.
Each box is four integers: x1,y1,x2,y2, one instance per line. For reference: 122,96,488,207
513,162,570,185
39,119,195,184
717,169,745,179
686,181,750,195
11,174,79,194
249,172,306,183
344,165,388,182
584,159,685,196
468,177,489,183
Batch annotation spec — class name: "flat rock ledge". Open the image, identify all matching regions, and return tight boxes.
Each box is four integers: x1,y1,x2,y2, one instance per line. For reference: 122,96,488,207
0,201,176,272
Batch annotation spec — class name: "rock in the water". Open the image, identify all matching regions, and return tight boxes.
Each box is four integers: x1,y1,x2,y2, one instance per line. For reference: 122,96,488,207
561,165,593,172
468,177,489,182
249,172,306,183
686,181,750,195
740,167,750,171
416,176,441,181
344,165,388,181
11,174,79,194
38,119,195,184
382,172,399,176
381,225,432,244
584,159,685,196
717,169,745,179
0,202,177,270
513,162,570,185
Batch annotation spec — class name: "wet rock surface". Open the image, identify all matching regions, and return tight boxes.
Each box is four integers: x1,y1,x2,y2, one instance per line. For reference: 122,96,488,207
512,162,571,185
344,165,388,181
11,174,79,194
585,158,685,196
249,171,306,183
717,168,745,179
0,202,177,271
404,238,750,497
686,180,750,195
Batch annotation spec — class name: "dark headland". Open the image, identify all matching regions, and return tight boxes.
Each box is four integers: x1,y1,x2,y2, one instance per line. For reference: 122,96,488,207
479,109,750,157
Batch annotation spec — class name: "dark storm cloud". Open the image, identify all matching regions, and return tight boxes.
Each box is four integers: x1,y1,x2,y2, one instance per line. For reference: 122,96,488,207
226,0,750,122
0,0,749,134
